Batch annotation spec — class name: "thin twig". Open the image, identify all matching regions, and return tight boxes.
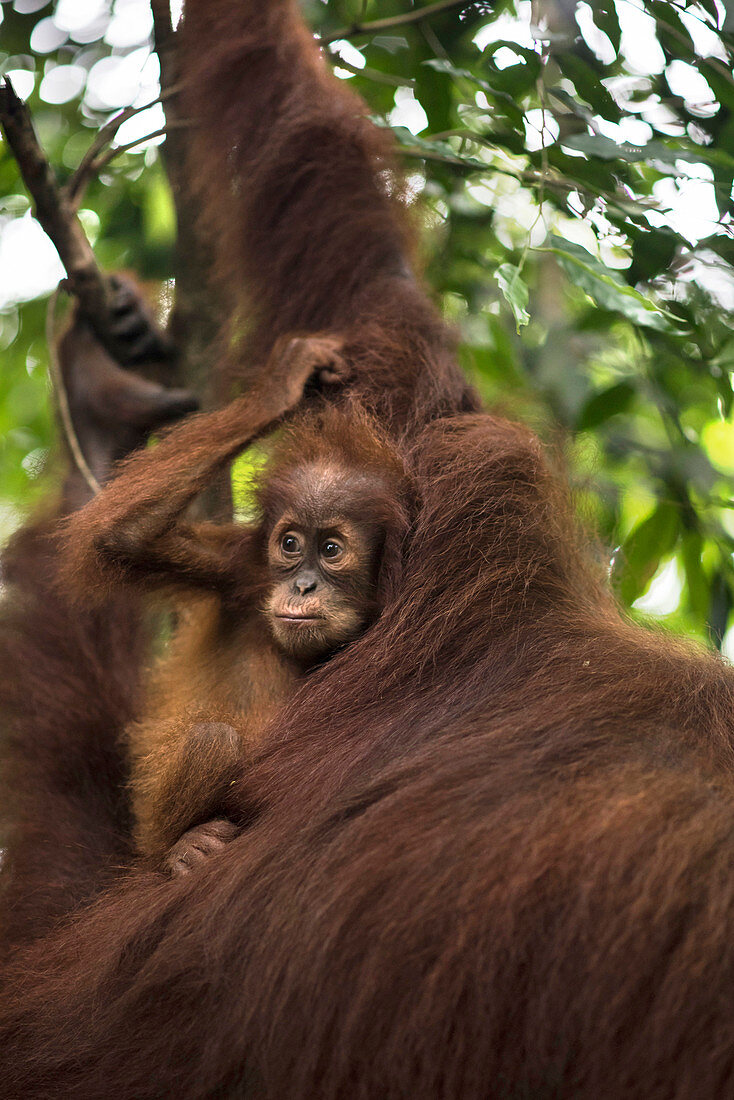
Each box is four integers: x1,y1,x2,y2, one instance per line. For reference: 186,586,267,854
420,13,451,61
68,102,155,204
45,286,101,496
398,145,482,168
319,0,472,46
91,127,168,173
85,120,189,179
67,85,181,206
326,51,416,87
534,36,550,222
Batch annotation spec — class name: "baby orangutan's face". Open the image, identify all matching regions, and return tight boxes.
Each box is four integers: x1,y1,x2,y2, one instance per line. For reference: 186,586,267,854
264,467,385,662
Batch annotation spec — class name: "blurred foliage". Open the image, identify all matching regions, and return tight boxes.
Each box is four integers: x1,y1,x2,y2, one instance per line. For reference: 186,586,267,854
1,0,733,655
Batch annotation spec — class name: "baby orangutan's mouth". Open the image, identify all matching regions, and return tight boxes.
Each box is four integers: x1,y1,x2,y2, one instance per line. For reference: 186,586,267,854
276,614,325,624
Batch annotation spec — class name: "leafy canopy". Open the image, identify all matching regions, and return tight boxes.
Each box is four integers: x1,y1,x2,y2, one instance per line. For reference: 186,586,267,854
1,0,733,654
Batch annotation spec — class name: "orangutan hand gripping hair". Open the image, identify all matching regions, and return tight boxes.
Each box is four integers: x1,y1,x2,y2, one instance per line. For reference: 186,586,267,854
62,335,409,875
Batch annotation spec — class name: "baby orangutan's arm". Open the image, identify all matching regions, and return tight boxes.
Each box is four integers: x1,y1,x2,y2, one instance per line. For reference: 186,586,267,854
61,334,348,600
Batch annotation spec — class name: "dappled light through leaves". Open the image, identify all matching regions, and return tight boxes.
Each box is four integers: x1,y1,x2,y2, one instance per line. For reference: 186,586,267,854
0,0,733,654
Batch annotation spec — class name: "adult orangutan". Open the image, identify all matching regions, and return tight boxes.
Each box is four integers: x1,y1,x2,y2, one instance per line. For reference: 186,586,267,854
2,1,734,1098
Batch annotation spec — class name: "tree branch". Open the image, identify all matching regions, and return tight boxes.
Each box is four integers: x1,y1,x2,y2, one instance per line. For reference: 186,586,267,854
0,78,121,351
319,0,474,46
0,78,177,365
148,0,227,405
150,0,174,62
148,0,183,195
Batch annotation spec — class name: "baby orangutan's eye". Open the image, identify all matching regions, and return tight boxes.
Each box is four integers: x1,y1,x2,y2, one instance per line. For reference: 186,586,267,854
321,540,343,560
281,533,301,555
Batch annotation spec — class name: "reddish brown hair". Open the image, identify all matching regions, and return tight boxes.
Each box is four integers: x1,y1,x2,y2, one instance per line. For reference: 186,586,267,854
2,1,734,1096
177,0,478,437
3,415,734,1097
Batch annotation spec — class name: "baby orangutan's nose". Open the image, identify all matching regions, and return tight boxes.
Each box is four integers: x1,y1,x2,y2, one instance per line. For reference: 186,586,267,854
294,571,318,596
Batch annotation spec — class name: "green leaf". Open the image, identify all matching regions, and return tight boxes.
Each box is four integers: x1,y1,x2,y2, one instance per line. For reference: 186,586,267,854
540,235,684,333
371,36,409,54
416,60,452,135
480,41,541,96
561,132,734,170
617,503,680,605
495,264,530,332
701,419,734,475
143,171,176,248
556,52,621,120
387,125,488,170
681,531,709,623
590,2,621,52
576,380,635,431
649,0,696,56
421,57,524,121
231,445,267,522
707,570,733,649
629,229,678,283
694,0,720,21
699,60,734,113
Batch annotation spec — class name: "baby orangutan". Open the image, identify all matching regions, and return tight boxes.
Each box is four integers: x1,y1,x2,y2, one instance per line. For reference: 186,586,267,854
63,337,410,875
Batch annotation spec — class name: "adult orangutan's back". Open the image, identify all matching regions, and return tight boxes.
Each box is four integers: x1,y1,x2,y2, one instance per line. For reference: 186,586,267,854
3,2,734,1097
